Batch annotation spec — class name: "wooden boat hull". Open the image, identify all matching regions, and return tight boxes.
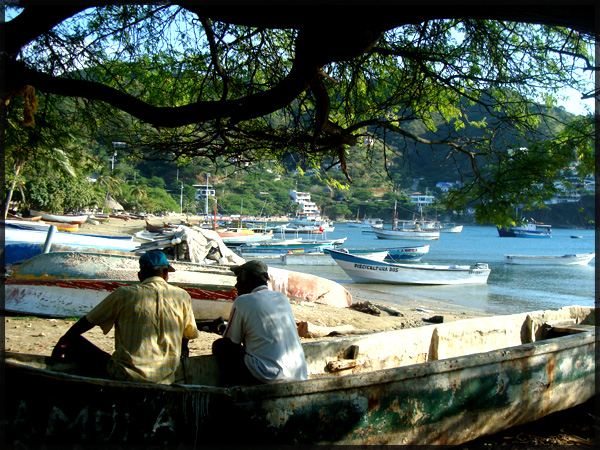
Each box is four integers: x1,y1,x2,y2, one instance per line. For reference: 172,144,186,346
30,209,88,224
327,249,490,285
504,253,595,265
372,228,440,241
4,306,594,445
3,252,351,319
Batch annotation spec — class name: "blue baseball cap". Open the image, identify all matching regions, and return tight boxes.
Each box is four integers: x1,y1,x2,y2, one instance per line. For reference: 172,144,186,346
139,250,175,272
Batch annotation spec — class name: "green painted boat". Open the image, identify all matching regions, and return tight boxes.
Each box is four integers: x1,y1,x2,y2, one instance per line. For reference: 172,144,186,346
4,305,595,445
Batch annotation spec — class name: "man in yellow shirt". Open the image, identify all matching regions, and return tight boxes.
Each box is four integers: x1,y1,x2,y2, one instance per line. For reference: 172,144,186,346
52,250,199,384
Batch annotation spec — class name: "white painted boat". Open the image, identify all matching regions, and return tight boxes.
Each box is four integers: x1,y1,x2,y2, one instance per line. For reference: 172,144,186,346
371,227,440,241
347,218,384,228
327,249,490,285
3,251,352,320
504,253,595,266
5,226,139,250
437,223,463,233
4,306,594,445
29,209,88,224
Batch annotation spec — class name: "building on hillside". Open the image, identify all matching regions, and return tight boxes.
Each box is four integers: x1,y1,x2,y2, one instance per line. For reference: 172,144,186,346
193,184,216,201
289,190,320,217
409,192,436,208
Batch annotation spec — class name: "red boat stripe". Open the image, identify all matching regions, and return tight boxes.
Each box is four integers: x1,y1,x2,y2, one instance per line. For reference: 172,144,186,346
5,278,237,301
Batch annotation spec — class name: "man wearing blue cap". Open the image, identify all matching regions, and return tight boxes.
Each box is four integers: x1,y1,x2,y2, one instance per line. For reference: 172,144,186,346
52,250,199,384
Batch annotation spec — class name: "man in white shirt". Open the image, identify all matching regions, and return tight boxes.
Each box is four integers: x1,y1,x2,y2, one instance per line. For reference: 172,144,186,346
212,260,308,386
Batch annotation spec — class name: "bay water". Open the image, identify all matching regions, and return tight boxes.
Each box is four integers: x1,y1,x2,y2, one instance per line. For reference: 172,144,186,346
277,224,596,315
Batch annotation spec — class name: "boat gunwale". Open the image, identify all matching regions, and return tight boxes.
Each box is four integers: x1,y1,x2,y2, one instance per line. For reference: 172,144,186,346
5,326,594,403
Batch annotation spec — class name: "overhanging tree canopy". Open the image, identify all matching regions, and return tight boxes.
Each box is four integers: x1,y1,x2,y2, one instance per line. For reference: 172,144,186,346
2,2,596,225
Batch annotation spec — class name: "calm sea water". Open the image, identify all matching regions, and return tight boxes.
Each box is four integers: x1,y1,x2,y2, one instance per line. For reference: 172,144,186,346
276,224,596,315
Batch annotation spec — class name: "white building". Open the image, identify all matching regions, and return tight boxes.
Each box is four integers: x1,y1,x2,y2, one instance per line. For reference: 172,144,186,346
409,192,436,207
289,190,320,216
193,184,215,201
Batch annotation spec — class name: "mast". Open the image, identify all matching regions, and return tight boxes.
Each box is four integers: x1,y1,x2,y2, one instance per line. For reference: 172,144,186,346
393,200,397,230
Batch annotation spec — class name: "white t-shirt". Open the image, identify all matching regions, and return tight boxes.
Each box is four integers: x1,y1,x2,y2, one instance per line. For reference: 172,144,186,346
223,286,308,383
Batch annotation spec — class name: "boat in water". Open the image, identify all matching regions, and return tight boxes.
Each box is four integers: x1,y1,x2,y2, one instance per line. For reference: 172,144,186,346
504,253,595,266
371,226,440,241
4,305,594,445
335,245,430,262
327,249,490,285
3,251,352,320
347,218,384,228
497,221,552,238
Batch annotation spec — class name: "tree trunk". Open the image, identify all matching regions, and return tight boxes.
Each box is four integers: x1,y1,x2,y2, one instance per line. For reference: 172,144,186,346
3,161,23,219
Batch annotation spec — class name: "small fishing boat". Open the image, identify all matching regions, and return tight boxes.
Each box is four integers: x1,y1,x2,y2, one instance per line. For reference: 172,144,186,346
327,249,490,285
371,227,440,241
236,238,343,257
436,222,464,233
5,226,138,250
4,306,594,445
336,245,430,262
371,202,440,241
504,253,595,266
571,235,583,239
347,218,384,228
3,251,352,320
29,209,88,224
497,221,552,238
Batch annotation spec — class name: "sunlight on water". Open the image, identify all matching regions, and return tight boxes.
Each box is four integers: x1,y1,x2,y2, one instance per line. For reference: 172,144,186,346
280,225,595,315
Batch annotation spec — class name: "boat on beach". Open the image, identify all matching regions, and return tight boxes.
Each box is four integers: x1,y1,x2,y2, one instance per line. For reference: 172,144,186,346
504,253,595,266
4,305,594,445
29,209,88,224
5,226,139,251
3,251,352,320
327,249,490,285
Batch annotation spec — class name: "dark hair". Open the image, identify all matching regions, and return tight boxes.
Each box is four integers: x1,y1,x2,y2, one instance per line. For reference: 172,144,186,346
139,265,167,279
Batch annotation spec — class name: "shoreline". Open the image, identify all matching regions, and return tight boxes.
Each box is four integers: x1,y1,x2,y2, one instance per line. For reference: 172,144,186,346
5,214,490,357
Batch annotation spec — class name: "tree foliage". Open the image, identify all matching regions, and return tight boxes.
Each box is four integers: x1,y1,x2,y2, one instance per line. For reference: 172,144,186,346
2,3,596,225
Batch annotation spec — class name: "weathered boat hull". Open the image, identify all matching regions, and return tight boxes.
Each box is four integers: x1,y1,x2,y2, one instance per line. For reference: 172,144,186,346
3,251,351,319
328,249,490,285
504,252,595,265
4,306,595,445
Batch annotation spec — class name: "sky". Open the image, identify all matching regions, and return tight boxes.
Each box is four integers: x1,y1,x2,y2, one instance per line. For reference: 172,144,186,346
556,87,596,116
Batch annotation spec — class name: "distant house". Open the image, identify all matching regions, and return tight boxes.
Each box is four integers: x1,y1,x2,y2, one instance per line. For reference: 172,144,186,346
436,182,454,192
409,192,436,207
289,190,320,216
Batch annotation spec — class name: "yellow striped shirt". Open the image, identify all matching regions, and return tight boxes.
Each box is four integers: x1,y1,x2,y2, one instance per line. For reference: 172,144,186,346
86,276,199,384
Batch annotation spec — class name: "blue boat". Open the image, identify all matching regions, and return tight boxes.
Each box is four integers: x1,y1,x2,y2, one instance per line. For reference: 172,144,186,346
333,245,430,262
497,221,552,238
235,238,347,256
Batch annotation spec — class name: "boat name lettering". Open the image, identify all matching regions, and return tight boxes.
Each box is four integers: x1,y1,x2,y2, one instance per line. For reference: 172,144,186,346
354,263,399,272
